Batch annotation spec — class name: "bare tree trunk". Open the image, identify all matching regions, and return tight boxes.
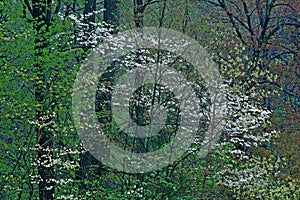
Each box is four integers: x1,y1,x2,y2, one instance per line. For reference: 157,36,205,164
104,0,119,28
134,0,144,29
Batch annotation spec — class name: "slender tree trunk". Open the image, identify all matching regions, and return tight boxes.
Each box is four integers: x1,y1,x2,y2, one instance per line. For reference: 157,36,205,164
133,0,147,183
134,0,143,30
76,0,119,192
104,0,119,28
31,1,55,198
82,0,97,51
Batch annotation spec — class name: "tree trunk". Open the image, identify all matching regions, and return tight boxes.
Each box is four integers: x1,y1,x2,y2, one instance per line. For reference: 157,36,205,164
31,1,55,199
134,0,143,29
104,0,119,28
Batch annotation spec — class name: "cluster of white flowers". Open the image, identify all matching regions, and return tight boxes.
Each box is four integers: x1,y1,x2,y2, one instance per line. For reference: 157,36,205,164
217,85,279,196
28,112,56,129
224,89,272,152
56,194,78,200
125,185,144,198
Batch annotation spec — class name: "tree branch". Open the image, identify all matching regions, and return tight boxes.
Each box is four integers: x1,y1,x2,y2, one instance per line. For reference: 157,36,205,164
23,0,34,16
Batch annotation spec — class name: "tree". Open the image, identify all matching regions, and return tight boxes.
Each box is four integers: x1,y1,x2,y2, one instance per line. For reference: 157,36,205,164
201,0,300,197
205,0,299,133
1,0,298,199
104,0,119,28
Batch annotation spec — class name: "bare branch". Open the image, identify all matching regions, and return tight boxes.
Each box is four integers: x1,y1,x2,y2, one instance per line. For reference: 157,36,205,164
23,0,34,16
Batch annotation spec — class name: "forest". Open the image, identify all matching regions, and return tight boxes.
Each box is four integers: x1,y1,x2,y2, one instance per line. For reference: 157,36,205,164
0,0,299,199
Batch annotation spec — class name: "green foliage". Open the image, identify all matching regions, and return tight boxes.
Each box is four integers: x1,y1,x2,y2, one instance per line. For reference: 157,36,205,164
1,0,299,199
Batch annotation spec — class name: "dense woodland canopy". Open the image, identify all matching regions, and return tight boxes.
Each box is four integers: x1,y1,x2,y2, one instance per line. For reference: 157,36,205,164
0,0,299,199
